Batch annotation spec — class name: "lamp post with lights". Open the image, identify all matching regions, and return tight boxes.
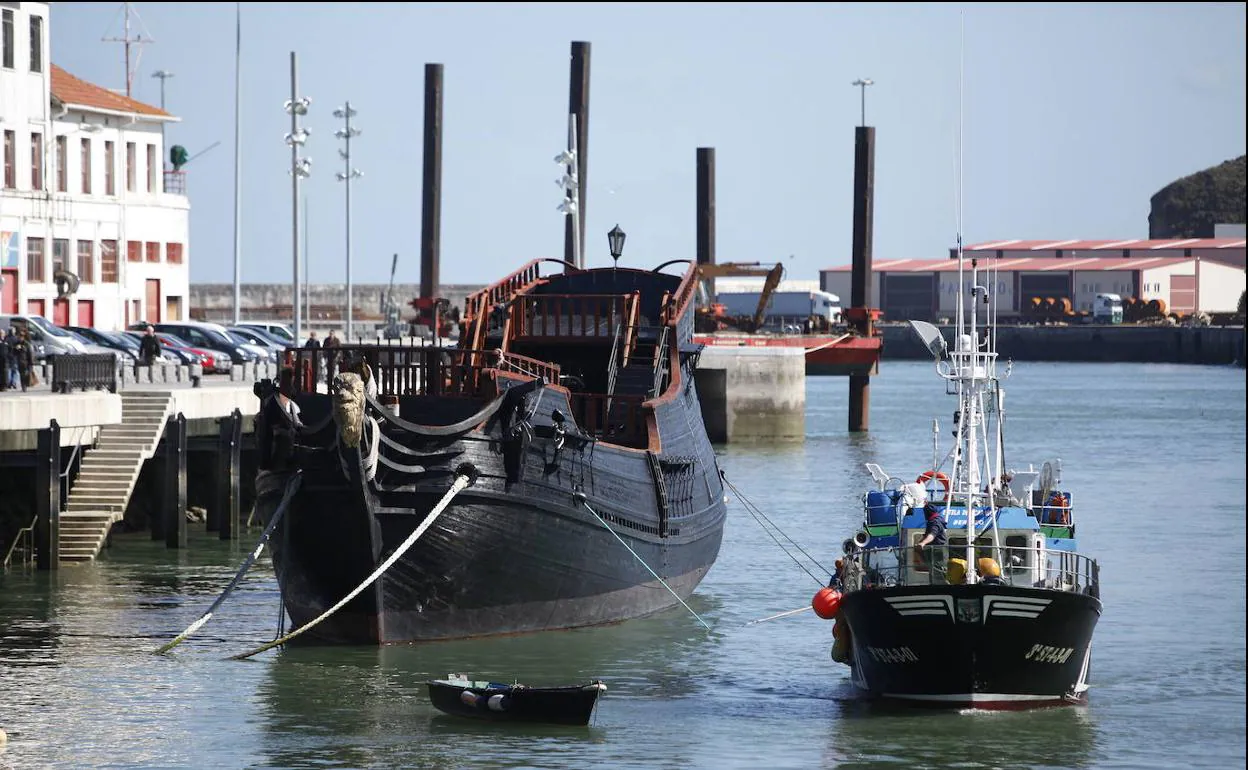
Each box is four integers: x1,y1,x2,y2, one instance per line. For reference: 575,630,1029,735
284,52,312,344
852,78,874,127
334,102,362,342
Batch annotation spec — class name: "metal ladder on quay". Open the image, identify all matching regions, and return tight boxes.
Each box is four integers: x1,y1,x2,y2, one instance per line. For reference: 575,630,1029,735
58,392,176,564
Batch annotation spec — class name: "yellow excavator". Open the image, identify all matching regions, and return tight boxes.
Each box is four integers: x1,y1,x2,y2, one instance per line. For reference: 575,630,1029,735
694,262,786,333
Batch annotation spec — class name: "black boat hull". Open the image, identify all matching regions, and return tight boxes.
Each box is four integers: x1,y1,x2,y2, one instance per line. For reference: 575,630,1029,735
255,379,726,645
426,680,605,725
838,584,1101,709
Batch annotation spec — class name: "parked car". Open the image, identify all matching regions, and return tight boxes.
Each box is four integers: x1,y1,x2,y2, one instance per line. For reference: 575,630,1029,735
237,321,296,346
60,329,127,365
128,321,258,365
224,330,278,363
1,313,88,360
227,326,288,357
127,331,231,373
88,328,179,364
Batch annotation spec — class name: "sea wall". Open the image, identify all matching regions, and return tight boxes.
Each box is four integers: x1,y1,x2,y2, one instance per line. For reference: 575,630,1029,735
879,324,1246,366
694,347,806,443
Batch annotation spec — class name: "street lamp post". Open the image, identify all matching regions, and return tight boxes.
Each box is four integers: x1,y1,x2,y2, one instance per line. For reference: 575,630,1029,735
284,52,312,345
852,78,874,127
334,102,362,342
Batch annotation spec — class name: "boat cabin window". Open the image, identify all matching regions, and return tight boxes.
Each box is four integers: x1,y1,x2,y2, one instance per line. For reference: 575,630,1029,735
1005,534,1031,570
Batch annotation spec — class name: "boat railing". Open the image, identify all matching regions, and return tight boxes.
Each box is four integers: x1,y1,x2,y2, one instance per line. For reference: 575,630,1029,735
570,391,648,448
839,545,1099,597
651,325,671,397
510,294,632,341
287,344,560,397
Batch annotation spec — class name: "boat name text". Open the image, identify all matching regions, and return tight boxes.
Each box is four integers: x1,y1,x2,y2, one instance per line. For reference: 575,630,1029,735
1024,644,1074,664
867,646,919,664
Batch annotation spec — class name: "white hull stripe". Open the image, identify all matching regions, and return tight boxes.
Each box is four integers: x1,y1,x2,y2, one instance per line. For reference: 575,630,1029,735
884,595,954,618
985,595,1051,620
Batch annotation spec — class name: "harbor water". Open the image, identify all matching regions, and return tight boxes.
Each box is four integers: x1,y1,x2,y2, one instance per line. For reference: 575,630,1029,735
1,362,1244,769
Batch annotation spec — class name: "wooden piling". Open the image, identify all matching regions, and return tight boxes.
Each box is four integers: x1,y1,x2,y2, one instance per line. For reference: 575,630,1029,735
848,126,875,433
420,63,444,304
35,419,61,570
565,41,590,268
697,147,716,299
164,414,187,549
215,408,243,540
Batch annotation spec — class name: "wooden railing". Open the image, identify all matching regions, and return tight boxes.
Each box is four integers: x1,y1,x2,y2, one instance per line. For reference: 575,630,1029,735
571,392,648,448
510,294,630,340
287,344,559,397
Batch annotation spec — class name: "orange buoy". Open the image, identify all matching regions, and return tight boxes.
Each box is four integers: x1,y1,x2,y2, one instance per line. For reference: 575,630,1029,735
812,587,841,620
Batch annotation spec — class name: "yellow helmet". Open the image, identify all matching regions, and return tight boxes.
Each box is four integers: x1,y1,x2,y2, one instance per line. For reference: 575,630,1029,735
977,557,1002,578
946,558,968,584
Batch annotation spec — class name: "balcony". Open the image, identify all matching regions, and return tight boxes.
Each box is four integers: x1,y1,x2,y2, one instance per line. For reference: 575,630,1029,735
163,170,187,196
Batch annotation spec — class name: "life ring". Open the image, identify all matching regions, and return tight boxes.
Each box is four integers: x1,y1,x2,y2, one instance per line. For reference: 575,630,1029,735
917,470,950,502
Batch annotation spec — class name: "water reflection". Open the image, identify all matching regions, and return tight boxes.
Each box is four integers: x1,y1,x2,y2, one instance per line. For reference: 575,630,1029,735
823,697,1103,769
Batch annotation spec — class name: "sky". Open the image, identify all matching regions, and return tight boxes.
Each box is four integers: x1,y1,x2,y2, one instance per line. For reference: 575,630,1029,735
48,2,1247,287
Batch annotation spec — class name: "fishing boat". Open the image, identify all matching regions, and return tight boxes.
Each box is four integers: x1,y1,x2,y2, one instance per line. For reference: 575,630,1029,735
426,676,607,725
814,252,1103,708
252,242,727,645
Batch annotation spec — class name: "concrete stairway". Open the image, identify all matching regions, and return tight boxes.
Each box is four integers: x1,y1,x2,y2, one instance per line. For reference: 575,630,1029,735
59,392,175,563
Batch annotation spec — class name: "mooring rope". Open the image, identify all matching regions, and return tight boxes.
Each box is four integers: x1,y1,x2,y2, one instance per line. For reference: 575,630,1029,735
743,605,813,627
229,467,477,660
578,497,712,632
152,471,304,654
721,474,831,587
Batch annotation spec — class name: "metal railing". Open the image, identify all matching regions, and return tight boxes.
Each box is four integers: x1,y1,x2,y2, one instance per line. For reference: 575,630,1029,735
51,353,119,394
838,544,1099,597
3,514,38,572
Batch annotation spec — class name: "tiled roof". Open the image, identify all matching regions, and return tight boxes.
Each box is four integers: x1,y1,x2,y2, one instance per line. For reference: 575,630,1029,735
964,238,1245,251
821,257,1195,273
50,64,171,118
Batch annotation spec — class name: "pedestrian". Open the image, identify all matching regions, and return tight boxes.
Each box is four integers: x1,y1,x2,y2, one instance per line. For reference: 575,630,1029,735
323,329,341,386
0,326,11,393
3,326,20,390
138,325,161,377
14,328,35,391
303,331,321,388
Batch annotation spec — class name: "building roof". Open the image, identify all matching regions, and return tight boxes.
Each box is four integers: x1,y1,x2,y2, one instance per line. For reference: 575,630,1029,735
963,238,1246,251
822,256,1198,273
50,64,173,119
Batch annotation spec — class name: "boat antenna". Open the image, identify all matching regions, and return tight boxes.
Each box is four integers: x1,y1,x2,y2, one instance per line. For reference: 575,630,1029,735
101,2,153,99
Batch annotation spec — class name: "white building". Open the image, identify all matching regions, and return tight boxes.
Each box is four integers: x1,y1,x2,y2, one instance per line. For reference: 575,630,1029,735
1,1,189,330
821,254,1246,322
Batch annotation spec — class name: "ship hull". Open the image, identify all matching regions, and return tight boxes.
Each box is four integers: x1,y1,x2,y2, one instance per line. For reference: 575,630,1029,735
838,584,1101,709
255,381,726,645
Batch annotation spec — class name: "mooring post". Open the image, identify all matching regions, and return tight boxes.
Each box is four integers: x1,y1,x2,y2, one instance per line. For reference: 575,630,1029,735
217,408,243,540
564,41,590,269
35,419,61,571
420,63,443,318
848,125,876,433
696,147,716,299
164,413,188,549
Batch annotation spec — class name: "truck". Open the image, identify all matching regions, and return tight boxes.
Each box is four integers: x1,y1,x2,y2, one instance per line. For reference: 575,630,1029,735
1092,293,1123,325
716,290,843,330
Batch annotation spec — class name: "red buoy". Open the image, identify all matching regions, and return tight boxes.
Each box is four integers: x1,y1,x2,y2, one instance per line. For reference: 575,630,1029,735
812,587,841,620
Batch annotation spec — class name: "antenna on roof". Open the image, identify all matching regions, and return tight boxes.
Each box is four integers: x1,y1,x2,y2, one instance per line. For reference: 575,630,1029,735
102,2,154,98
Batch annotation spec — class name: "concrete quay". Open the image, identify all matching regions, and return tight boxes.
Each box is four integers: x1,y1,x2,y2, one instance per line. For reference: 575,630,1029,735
694,347,806,443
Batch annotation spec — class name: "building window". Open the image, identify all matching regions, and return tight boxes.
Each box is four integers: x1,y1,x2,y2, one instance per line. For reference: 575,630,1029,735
125,141,136,192
101,240,118,283
146,144,156,193
1,9,13,70
2,130,13,189
55,135,67,192
127,240,142,263
166,242,184,264
30,133,43,190
26,237,45,282
52,238,68,275
81,138,92,194
104,140,115,195
77,240,94,284
145,241,161,263
29,14,42,73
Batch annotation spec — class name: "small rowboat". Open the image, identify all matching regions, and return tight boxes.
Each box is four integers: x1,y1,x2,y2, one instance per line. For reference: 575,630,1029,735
426,675,607,726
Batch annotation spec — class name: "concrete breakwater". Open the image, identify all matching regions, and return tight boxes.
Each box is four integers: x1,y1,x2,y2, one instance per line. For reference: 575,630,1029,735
878,324,1246,366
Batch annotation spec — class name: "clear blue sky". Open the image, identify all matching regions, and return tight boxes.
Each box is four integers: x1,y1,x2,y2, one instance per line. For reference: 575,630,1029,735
50,2,1247,286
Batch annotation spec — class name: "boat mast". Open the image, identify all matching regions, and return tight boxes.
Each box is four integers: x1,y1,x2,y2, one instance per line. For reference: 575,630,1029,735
953,15,977,581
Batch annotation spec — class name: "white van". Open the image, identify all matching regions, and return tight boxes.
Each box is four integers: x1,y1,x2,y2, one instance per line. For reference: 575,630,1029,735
0,313,90,359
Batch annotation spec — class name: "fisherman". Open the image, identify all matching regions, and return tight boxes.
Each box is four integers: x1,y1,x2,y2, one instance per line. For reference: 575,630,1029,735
913,501,947,567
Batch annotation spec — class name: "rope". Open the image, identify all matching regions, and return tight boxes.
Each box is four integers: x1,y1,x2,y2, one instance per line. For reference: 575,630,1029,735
579,499,712,632
153,471,303,654
229,469,475,660
744,605,813,626
362,414,380,482
722,474,830,587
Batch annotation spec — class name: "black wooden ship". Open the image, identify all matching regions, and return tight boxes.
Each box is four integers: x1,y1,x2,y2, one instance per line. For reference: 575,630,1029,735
253,255,727,644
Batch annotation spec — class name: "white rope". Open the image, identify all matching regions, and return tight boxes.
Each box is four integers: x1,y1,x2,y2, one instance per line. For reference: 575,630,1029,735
229,471,473,660
153,472,303,654
362,414,381,482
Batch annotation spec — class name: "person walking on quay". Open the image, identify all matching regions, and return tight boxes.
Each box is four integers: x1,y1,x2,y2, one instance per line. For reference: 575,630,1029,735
13,328,35,391
138,325,162,376
303,331,321,390
0,326,11,393
3,326,20,390
323,329,341,386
